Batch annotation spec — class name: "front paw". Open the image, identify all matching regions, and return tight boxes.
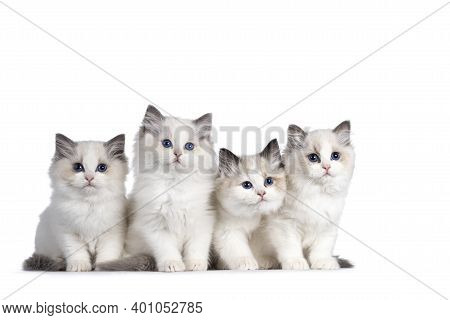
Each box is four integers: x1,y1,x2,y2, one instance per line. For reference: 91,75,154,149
158,260,186,273
185,259,208,272
310,257,339,270
66,260,92,272
229,257,259,271
281,258,310,270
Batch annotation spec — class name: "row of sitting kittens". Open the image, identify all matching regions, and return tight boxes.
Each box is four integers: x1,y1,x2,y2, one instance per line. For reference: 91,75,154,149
24,105,354,272
214,121,355,271
24,105,215,272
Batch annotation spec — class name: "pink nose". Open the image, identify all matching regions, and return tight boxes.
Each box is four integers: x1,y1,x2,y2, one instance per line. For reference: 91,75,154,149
257,191,266,198
85,176,94,182
323,165,330,171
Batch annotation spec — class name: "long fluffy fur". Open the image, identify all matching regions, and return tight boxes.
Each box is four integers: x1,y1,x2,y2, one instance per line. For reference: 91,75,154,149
27,134,129,272
23,254,66,272
337,257,354,269
96,255,156,272
264,122,356,270
125,106,216,272
213,140,287,270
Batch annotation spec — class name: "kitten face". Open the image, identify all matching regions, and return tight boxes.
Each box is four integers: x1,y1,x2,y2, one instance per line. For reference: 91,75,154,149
138,105,214,174
50,134,128,195
286,121,355,186
217,140,287,217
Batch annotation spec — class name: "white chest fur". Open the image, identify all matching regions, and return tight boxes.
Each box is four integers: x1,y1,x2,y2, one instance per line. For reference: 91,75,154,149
55,196,124,240
285,177,347,244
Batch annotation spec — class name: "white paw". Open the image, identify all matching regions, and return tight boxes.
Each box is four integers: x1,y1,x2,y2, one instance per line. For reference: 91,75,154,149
281,258,310,270
310,257,340,270
185,259,208,272
66,260,92,272
229,257,259,271
158,260,186,272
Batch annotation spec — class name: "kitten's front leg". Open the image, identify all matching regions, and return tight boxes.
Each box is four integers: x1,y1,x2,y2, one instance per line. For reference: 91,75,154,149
62,233,92,272
183,224,213,272
268,217,309,270
308,229,339,270
94,226,125,269
215,229,258,271
147,230,185,272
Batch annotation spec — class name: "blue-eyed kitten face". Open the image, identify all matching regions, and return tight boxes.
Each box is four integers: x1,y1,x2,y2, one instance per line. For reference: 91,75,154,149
216,140,287,217
50,134,128,194
137,105,215,174
285,121,355,185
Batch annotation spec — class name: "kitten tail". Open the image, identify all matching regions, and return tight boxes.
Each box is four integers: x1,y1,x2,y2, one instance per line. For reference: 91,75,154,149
95,255,156,272
23,254,66,271
337,257,354,269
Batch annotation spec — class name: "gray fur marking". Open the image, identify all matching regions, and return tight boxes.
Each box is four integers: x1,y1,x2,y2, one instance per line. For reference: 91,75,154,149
194,113,213,140
23,254,66,272
54,133,77,161
333,120,352,146
260,139,283,168
336,256,354,269
104,134,127,162
218,148,240,177
142,105,165,136
287,124,307,150
95,255,156,272
333,120,351,133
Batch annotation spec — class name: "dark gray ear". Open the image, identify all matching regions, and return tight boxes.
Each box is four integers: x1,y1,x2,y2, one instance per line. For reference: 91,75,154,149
54,134,77,161
219,148,240,177
104,134,127,162
142,105,165,136
333,120,351,146
287,124,307,150
260,139,283,168
195,113,212,140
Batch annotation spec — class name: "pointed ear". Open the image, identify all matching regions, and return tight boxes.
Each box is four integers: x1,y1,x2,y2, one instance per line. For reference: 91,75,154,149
104,134,127,162
54,134,77,161
142,105,165,136
219,148,240,177
195,113,212,140
287,124,307,150
260,139,283,168
333,120,351,146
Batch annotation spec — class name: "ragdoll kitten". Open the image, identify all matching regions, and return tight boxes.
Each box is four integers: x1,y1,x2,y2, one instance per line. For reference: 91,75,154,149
213,139,286,270
267,121,355,270
125,105,216,272
24,134,128,272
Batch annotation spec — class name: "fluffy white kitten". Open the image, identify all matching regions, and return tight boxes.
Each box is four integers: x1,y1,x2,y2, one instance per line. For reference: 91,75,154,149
33,134,128,272
213,140,286,270
266,121,355,270
125,106,216,272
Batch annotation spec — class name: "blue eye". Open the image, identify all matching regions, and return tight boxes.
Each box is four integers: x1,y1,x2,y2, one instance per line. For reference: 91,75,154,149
265,177,274,186
73,163,84,172
185,142,195,151
97,164,108,172
331,152,341,161
162,139,173,148
242,181,253,189
308,153,320,163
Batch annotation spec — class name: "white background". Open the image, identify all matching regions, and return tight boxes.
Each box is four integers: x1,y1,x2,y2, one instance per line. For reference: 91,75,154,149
0,0,449,319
